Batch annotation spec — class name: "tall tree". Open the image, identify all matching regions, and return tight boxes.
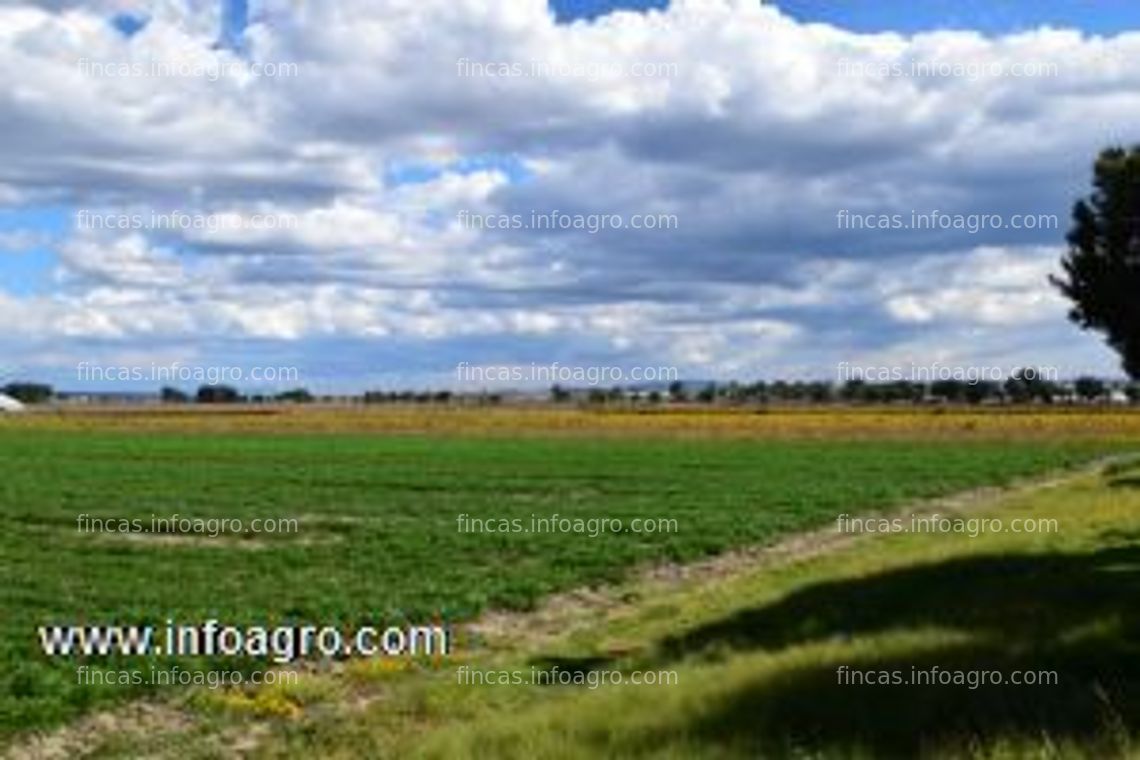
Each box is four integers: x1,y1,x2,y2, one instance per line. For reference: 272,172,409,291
1,383,52,404
1052,146,1140,378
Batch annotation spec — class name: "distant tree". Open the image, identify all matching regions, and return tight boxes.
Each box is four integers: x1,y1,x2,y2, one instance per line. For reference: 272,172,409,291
788,382,810,402
2,383,53,404
276,388,314,404
1003,368,1055,404
160,386,190,403
930,380,969,403
434,391,453,404
806,382,832,403
1126,384,1140,404
719,381,743,403
647,390,662,404
1074,376,1107,402
746,381,769,403
1052,146,1140,378
840,379,867,403
668,380,687,402
1028,371,1058,404
196,385,241,404
897,381,927,403
964,381,999,405
587,388,608,405
550,384,571,403
1007,373,1035,403
696,383,717,403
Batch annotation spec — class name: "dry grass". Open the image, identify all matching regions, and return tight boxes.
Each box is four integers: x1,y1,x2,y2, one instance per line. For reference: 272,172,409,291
5,403,1140,440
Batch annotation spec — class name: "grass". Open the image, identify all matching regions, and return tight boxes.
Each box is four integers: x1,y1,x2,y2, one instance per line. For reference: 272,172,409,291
0,421,1129,742
223,455,1140,759
380,461,1140,760
24,438,1140,758
9,403,1140,439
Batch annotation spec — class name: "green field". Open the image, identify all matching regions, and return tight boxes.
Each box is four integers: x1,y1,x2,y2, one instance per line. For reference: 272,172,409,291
378,457,1140,760
0,429,1127,740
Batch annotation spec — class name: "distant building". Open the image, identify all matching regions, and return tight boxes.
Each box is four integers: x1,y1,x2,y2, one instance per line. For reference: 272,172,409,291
0,393,25,412
55,391,160,406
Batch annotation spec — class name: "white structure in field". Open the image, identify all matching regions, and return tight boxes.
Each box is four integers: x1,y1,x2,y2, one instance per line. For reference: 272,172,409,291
0,393,25,412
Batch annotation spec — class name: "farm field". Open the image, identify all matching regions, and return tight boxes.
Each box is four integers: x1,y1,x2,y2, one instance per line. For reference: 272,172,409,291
238,449,1140,759
0,409,1137,750
8,404,1140,439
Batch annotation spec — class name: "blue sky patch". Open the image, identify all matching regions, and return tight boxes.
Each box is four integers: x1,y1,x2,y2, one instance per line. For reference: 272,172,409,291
550,0,669,23
772,0,1140,35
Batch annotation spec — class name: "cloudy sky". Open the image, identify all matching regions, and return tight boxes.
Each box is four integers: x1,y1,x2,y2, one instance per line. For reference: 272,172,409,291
1,0,1138,392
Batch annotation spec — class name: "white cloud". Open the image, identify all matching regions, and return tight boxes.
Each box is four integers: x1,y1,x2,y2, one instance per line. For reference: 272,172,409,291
880,246,1065,326
0,0,1134,384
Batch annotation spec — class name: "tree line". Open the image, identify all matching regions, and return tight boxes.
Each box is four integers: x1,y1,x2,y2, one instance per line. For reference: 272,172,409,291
2,372,1134,407
550,373,1133,406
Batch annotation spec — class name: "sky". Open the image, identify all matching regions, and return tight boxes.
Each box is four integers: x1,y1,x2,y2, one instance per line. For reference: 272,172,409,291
0,0,1137,392
772,0,1140,35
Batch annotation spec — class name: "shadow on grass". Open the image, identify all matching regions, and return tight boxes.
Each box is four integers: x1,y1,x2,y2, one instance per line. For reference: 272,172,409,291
645,545,1140,757
528,654,614,683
